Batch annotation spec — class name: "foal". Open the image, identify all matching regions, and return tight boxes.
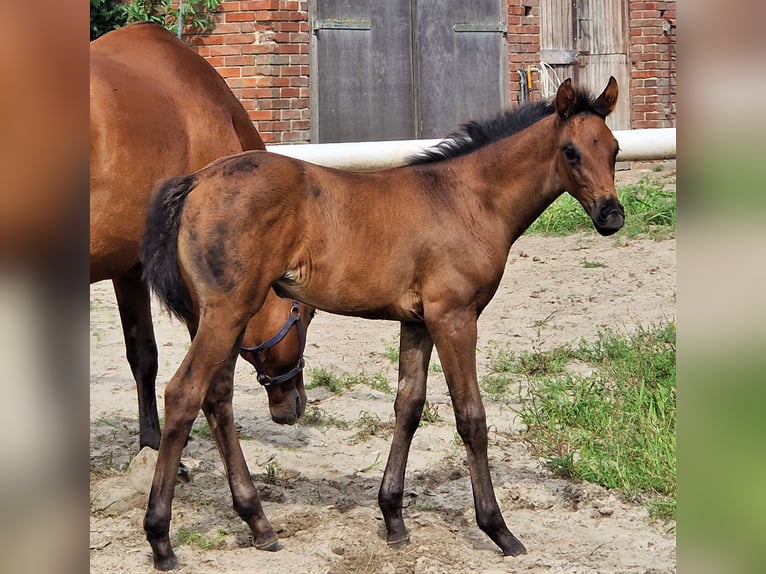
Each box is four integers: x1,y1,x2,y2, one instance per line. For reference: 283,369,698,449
141,77,623,569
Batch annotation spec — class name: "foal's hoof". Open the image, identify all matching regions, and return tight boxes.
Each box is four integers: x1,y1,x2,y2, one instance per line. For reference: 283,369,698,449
153,552,178,571
255,537,281,552
386,532,410,548
501,538,528,557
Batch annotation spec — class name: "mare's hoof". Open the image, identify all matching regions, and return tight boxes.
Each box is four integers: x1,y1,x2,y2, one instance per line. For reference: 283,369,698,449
501,538,528,557
153,553,178,571
176,462,191,483
255,537,281,552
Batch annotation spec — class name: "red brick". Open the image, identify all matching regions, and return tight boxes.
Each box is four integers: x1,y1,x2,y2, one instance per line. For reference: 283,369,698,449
241,1,281,9
225,55,255,66
225,13,256,23
217,66,242,78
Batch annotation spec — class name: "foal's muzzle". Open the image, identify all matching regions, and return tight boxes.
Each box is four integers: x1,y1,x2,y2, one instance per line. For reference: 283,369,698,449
593,198,625,236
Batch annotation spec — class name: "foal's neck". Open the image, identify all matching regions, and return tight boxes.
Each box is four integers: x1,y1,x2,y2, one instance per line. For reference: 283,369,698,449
469,114,565,245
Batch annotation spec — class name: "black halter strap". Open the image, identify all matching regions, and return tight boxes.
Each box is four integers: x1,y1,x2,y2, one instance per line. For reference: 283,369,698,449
240,300,306,387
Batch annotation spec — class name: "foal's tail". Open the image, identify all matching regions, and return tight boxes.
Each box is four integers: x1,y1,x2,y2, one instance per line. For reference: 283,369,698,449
140,174,198,326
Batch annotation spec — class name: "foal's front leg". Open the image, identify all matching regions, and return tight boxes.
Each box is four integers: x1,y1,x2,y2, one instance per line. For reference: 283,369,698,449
202,359,278,550
379,321,433,545
428,312,527,557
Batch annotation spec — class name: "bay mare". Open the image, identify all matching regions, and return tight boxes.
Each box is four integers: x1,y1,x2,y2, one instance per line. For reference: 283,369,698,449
141,77,624,570
90,22,311,453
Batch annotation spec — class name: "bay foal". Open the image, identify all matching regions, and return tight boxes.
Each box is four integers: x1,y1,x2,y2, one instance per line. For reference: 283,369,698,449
142,77,623,569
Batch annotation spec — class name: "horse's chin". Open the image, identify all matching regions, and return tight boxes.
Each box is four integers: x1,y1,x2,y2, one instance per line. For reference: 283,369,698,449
270,411,300,425
267,382,307,425
593,220,623,236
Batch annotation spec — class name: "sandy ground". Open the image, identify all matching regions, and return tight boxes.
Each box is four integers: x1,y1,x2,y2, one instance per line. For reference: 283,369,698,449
90,168,676,573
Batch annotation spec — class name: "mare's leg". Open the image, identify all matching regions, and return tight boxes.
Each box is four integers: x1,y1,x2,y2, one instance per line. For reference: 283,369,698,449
427,311,527,557
113,264,160,450
202,359,278,550
379,322,433,545
143,312,247,570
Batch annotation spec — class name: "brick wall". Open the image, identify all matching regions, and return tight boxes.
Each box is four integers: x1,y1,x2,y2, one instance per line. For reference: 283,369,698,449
182,1,675,141
629,1,676,128
506,1,543,103
186,1,311,144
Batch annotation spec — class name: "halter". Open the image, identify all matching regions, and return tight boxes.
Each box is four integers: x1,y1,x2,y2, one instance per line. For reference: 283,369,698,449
240,300,306,387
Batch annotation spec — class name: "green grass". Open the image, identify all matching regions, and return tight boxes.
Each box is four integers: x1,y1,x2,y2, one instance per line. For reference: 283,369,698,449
527,176,676,239
419,400,442,426
177,527,228,549
190,418,214,440
307,368,393,395
480,343,576,400
298,405,349,429
353,410,394,442
582,260,607,268
513,322,676,519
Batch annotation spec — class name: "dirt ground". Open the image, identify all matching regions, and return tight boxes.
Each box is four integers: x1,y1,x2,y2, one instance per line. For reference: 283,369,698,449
90,167,676,573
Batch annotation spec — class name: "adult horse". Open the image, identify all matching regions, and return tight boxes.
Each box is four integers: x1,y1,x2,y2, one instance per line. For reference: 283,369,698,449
90,22,311,452
141,76,624,569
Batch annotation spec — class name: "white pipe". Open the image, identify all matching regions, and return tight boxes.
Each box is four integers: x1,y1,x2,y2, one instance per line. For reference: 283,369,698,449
266,128,675,171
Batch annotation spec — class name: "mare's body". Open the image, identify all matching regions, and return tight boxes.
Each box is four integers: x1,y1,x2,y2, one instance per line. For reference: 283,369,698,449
90,22,309,451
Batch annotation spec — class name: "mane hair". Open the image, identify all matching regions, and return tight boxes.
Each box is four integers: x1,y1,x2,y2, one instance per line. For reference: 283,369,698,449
407,87,604,166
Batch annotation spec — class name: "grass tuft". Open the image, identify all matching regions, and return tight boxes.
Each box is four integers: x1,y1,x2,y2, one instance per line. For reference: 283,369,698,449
177,527,228,549
307,368,393,395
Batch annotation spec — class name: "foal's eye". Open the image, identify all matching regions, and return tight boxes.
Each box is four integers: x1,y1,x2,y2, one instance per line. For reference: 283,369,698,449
562,145,579,163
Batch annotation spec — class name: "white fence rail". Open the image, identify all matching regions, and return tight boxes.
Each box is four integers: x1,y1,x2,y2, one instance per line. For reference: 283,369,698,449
267,128,675,171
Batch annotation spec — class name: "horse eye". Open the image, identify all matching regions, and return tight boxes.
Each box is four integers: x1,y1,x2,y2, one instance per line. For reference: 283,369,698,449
562,145,579,163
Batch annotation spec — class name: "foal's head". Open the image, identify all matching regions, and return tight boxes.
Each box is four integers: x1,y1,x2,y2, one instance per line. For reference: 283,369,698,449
554,77,624,236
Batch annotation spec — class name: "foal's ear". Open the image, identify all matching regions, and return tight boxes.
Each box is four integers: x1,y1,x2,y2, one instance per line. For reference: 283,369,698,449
593,76,619,117
555,78,576,120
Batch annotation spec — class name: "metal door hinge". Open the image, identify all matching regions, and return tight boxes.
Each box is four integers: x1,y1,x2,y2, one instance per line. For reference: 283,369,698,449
313,18,371,32
453,22,507,34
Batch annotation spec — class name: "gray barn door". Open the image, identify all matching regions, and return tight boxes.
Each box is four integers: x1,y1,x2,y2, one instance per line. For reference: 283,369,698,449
312,0,507,143
541,0,630,130
415,0,506,138
311,0,414,143
575,0,630,129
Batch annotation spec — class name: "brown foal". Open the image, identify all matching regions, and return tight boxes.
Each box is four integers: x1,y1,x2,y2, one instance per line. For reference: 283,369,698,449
141,77,623,569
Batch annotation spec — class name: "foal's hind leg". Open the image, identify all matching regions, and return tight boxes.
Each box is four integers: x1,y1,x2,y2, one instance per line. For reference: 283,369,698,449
427,311,527,557
112,264,160,449
379,322,433,545
202,360,278,550
143,314,248,570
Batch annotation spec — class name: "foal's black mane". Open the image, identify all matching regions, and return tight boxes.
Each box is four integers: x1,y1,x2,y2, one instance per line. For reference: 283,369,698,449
408,87,603,166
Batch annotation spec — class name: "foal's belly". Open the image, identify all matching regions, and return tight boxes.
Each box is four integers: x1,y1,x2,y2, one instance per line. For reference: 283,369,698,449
273,275,422,322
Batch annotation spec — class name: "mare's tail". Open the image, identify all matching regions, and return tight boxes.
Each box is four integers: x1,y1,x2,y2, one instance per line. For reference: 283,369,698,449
140,174,198,326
